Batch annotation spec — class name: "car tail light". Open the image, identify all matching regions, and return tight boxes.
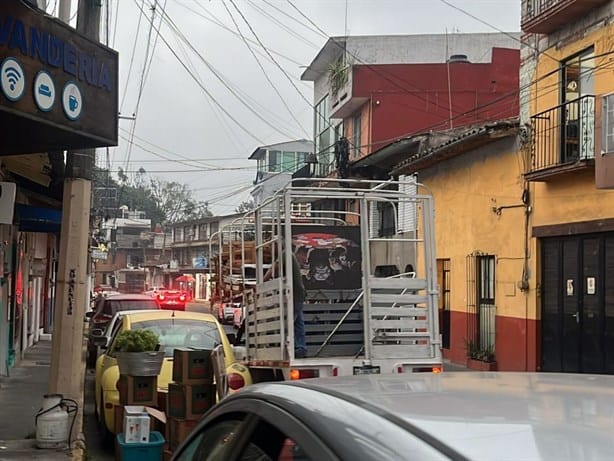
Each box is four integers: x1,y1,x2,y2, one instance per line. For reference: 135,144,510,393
397,365,404,373
413,366,443,373
227,373,245,390
289,369,319,380
179,294,186,302
157,294,165,301
332,367,339,377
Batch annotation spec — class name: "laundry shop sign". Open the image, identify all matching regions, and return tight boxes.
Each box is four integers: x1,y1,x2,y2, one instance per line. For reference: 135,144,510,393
0,2,118,155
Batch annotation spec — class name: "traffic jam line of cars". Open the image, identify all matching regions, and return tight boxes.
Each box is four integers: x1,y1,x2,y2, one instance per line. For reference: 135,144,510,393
86,294,614,460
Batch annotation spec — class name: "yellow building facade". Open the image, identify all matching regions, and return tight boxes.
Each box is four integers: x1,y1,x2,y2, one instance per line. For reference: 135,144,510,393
521,0,614,373
393,121,536,370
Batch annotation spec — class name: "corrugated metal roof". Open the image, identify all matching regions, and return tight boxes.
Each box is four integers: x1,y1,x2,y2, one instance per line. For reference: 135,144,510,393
391,118,519,175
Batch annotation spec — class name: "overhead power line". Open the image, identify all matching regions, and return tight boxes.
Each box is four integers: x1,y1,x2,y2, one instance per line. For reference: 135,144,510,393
228,0,314,111
132,0,268,144
221,0,308,137
174,0,306,68
154,4,303,140
437,0,558,62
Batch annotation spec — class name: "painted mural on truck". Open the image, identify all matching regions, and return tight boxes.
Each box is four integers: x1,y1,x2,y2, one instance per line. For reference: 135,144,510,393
291,225,362,290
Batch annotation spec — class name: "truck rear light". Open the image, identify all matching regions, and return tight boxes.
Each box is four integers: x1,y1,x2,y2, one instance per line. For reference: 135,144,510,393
332,367,339,377
227,373,245,390
413,366,443,373
397,366,404,373
289,369,319,380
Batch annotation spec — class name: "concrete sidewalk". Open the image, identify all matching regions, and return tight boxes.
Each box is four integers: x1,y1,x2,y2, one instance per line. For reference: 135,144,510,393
0,339,74,461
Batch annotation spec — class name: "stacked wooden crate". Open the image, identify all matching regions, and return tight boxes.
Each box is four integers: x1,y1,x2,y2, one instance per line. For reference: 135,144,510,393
164,347,216,459
114,374,165,461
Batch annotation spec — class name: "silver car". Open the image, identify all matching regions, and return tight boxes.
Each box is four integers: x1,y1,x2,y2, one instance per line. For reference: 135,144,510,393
172,372,614,460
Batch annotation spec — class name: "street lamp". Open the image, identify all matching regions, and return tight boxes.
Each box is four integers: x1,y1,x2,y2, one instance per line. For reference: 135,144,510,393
304,152,318,177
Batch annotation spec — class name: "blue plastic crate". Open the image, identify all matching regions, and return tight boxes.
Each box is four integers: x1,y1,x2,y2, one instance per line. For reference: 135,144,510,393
117,431,165,461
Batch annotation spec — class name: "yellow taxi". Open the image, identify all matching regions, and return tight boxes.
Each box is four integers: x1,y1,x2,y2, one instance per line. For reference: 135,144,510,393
94,310,252,435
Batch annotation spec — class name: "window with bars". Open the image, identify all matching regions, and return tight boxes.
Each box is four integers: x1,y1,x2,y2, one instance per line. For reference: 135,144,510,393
437,259,451,349
466,252,496,361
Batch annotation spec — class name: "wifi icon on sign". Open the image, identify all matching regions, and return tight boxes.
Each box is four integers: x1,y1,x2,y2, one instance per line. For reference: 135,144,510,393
5,67,21,91
1,58,25,101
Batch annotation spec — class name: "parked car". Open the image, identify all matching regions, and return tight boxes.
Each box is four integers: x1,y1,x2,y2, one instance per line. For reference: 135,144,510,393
220,301,240,324
156,289,190,310
94,310,251,436
143,286,166,297
87,308,161,368
172,372,614,461
86,293,160,368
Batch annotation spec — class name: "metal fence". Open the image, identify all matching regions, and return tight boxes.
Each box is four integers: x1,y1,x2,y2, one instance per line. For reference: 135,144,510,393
522,0,564,20
466,252,496,361
530,94,595,172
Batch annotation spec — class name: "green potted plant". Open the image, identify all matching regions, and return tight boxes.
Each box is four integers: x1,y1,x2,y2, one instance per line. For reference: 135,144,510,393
464,339,497,371
114,329,164,376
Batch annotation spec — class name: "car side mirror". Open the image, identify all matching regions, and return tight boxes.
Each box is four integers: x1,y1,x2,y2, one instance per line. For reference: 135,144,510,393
85,311,95,319
226,333,236,344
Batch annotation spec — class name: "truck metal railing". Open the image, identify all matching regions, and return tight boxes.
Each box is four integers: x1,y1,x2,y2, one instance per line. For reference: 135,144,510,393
243,178,440,364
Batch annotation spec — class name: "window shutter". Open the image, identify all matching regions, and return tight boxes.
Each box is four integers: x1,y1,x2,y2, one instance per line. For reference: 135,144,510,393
369,201,380,238
397,175,417,233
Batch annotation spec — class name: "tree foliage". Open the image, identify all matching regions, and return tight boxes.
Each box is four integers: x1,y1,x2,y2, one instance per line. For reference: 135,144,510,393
149,178,212,224
92,166,211,229
235,198,255,214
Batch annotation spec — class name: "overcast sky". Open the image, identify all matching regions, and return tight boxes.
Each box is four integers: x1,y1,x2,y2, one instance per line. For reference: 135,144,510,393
58,0,521,215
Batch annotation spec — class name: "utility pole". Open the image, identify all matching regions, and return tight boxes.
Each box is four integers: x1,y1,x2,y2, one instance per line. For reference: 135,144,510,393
48,0,100,449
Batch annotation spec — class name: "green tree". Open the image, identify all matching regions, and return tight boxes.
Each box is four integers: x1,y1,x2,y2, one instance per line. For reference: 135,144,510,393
92,167,211,229
149,178,212,224
235,198,255,214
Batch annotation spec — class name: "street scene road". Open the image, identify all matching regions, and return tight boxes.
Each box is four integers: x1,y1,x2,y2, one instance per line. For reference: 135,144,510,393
5,1,614,460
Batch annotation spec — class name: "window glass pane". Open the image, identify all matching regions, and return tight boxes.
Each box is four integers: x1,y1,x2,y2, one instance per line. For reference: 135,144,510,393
238,420,313,461
130,318,221,357
605,94,614,153
353,113,361,156
281,152,295,172
175,420,243,461
269,151,280,172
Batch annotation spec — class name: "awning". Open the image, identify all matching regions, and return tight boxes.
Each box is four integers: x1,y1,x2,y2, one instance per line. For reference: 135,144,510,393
14,204,61,233
175,274,195,282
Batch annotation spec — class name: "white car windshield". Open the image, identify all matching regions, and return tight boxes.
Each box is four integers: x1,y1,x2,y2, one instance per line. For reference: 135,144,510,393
131,319,221,357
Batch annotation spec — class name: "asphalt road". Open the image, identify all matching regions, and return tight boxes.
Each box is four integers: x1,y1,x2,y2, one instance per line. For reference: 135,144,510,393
82,304,236,461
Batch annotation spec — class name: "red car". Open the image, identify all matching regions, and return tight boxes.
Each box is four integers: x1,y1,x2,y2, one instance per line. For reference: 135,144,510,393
156,289,190,310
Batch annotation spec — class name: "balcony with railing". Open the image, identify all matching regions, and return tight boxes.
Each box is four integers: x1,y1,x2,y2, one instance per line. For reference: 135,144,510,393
526,95,595,181
521,0,609,34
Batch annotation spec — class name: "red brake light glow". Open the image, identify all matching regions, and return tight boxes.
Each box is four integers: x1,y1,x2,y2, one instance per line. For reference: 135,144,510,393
227,373,245,390
289,369,319,380
157,294,165,301
179,295,186,302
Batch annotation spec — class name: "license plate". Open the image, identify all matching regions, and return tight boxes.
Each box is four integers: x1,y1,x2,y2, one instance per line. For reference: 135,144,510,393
353,365,381,375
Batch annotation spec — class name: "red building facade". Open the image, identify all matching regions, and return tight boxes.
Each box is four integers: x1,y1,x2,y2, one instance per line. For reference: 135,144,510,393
333,47,520,158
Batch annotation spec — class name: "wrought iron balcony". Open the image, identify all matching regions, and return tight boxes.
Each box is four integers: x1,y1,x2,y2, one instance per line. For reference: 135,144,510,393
521,0,609,34
526,95,595,181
